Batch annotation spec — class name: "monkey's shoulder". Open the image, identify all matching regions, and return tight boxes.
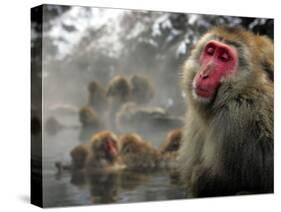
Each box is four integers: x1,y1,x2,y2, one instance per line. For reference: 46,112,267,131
224,84,272,113
221,89,273,141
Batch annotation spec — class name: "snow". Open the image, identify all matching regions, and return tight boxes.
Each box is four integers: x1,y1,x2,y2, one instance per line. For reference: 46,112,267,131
177,42,187,56
188,14,199,25
126,22,146,39
47,7,125,58
152,14,170,37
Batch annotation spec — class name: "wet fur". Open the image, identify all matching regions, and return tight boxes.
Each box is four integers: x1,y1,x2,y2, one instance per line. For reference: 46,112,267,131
120,133,161,171
71,131,125,173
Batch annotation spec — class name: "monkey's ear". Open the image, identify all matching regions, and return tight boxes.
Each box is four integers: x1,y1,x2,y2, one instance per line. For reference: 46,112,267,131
262,61,274,82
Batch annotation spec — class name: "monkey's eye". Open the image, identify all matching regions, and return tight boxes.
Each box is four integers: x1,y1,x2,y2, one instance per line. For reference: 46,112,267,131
219,52,230,62
206,46,215,55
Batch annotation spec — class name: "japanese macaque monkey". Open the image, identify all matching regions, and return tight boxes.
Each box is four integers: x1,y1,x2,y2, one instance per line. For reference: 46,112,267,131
130,74,155,105
160,128,183,161
159,129,183,181
70,131,125,173
79,106,103,129
106,75,131,107
178,26,273,197
70,143,90,170
87,80,108,115
120,133,161,171
106,75,131,129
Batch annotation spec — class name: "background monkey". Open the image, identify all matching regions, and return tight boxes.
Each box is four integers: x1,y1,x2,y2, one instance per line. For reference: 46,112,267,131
87,80,108,116
71,130,125,173
130,74,155,105
178,26,273,197
120,133,161,171
160,129,183,180
79,106,104,130
106,75,131,129
106,75,131,106
160,128,183,160
86,130,125,173
70,143,90,170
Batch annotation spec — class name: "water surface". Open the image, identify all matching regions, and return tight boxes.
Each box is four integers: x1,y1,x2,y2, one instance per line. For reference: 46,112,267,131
42,115,188,207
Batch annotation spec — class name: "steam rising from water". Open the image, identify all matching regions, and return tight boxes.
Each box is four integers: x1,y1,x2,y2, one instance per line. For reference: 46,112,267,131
49,8,126,58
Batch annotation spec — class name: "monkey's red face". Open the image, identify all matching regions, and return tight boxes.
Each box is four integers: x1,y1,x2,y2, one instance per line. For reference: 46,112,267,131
192,40,238,100
103,138,118,160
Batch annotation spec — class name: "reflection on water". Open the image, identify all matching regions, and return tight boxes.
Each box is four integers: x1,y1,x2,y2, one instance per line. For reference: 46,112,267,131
42,114,188,207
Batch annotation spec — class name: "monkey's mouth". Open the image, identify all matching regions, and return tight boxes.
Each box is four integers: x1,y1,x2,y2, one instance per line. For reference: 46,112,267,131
194,86,213,98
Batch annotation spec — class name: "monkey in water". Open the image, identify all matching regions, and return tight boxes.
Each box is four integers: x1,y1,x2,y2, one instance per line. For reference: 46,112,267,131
79,106,104,130
71,130,125,173
130,74,155,105
178,26,273,197
106,75,131,106
120,133,161,171
87,80,108,116
106,75,131,129
160,128,183,162
159,129,183,181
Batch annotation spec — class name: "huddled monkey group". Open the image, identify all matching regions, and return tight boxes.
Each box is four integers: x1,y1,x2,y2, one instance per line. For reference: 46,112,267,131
80,74,156,129
56,26,274,198
78,73,183,135
70,130,182,173
55,73,183,177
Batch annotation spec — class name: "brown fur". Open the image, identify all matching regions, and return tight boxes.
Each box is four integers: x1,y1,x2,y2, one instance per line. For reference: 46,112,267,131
120,133,161,171
71,130,125,173
179,26,273,197
107,75,131,105
130,74,155,105
79,106,103,129
87,80,108,115
106,76,131,129
70,143,91,170
160,128,183,160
